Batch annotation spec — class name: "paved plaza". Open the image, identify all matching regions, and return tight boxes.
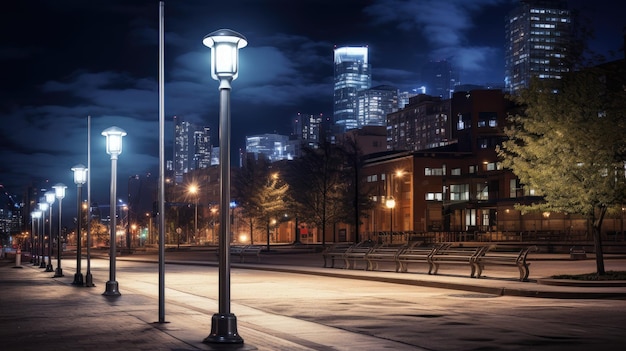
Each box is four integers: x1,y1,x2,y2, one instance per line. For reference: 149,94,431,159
1,249,626,350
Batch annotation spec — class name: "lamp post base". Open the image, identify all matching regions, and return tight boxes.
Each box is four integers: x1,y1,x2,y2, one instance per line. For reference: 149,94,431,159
203,313,243,344
85,271,95,287
72,273,84,286
53,267,63,277
45,263,53,272
103,280,121,296
39,260,46,268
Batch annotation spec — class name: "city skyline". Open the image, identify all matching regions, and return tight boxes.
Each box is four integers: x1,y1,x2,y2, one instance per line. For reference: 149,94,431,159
0,0,623,224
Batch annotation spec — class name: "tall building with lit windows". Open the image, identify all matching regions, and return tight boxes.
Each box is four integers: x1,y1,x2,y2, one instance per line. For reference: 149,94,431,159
173,116,211,183
334,46,371,132
505,0,572,93
357,85,399,127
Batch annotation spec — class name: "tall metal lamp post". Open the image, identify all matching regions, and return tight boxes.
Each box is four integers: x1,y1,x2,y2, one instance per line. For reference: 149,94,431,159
202,28,247,345
102,126,126,297
52,183,66,277
45,192,56,271
72,164,87,285
32,211,41,265
38,201,49,268
386,197,396,244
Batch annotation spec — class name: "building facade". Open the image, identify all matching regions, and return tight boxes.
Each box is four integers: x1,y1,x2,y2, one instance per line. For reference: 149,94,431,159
505,0,572,93
173,116,212,184
357,85,399,127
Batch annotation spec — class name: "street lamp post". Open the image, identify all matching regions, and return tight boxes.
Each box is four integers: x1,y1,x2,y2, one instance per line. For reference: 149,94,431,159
189,184,198,245
72,164,87,285
45,192,56,272
202,28,247,345
32,211,41,265
386,197,396,244
102,126,126,297
52,184,66,278
38,201,49,268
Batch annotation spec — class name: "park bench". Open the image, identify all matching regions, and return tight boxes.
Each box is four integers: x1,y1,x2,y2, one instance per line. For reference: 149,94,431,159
363,244,405,271
322,242,354,268
474,246,536,281
343,241,379,270
396,243,450,273
429,245,489,277
229,245,263,263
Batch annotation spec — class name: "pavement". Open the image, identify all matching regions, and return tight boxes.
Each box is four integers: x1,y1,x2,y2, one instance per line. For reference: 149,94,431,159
1,248,626,350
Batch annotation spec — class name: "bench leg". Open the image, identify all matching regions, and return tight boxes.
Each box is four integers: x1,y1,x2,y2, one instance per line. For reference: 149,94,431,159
475,264,484,278
520,264,530,281
429,262,438,275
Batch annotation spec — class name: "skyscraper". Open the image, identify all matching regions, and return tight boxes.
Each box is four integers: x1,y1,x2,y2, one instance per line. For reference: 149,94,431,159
421,59,458,99
333,46,371,132
357,85,399,127
173,116,211,183
505,0,572,93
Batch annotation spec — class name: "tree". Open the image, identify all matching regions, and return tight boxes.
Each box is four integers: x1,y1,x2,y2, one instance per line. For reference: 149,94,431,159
498,62,626,275
287,143,349,246
234,158,290,250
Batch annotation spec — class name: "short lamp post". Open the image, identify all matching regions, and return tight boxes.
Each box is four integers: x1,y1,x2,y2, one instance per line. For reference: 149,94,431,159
102,126,126,297
52,183,66,277
72,164,87,285
202,28,247,345
386,197,396,244
189,184,198,245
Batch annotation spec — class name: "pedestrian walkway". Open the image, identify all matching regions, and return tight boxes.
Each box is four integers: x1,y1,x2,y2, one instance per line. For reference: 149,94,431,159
1,251,626,350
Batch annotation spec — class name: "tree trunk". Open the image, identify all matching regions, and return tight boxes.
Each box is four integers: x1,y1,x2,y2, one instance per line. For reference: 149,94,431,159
592,205,607,275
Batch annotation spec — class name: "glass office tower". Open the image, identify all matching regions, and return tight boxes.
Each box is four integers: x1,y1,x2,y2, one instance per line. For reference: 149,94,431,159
334,46,371,131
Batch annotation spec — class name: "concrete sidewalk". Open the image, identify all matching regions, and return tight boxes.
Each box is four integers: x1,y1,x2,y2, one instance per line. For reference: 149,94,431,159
117,249,626,299
1,251,626,351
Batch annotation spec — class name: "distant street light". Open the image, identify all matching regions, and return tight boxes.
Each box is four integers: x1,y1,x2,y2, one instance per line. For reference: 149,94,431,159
31,211,42,265
38,201,49,268
72,164,87,285
102,126,126,297
189,184,199,245
386,197,396,244
52,183,66,278
202,28,247,345
45,192,56,272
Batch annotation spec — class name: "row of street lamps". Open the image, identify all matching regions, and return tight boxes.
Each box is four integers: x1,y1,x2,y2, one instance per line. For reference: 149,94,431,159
27,129,123,295
26,22,247,346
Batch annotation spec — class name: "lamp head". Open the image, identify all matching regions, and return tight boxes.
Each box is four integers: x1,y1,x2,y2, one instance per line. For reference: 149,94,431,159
203,29,247,81
101,126,127,158
53,183,67,200
386,197,396,209
71,164,88,185
45,192,55,205
38,201,49,212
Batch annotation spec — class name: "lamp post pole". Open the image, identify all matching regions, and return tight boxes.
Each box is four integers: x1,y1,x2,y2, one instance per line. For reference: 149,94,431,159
72,164,87,285
102,126,126,297
53,184,66,278
202,28,247,345
386,197,395,244
38,201,48,268
44,192,56,272
32,211,41,265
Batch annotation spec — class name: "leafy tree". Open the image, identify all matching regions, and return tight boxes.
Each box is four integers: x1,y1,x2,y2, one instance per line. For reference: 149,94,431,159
498,63,626,275
287,143,349,246
234,157,290,250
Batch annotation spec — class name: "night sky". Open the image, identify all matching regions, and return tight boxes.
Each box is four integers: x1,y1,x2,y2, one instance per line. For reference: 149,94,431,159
0,0,623,225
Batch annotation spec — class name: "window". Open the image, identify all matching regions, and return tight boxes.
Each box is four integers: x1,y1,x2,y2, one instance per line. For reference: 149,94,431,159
478,112,497,128
509,179,518,198
425,167,445,176
476,184,489,200
451,168,461,176
426,192,443,201
450,184,469,201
